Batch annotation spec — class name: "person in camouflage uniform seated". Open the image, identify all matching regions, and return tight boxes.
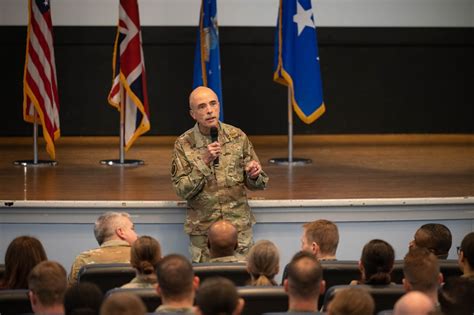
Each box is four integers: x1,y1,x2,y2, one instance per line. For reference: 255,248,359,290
68,211,138,285
208,220,244,263
171,86,269,262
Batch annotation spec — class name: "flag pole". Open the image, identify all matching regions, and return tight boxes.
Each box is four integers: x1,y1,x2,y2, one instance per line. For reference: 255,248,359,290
269,87,312,165
100,86,144,166
13,108,57,166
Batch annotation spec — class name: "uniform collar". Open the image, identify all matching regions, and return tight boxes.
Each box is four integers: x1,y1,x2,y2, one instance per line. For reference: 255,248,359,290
100,239,130,248
193,122,230,148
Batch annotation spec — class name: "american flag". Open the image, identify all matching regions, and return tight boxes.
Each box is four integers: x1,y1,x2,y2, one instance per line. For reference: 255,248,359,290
108,0,150,151
23,0,60,159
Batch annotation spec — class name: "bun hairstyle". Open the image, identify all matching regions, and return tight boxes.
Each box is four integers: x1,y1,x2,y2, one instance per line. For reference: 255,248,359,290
130,236,162,275
360,239,394,285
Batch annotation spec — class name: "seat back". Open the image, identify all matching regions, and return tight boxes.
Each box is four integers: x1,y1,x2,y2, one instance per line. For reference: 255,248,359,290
237,286,288,315
0,264,5,281
0,289,33,315
321,260,360,288
78,263,136,294
193,263,251,286
106,287,161,312
323,284,405,314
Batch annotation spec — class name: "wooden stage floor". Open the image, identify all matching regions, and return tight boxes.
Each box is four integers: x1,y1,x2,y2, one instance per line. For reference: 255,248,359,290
0,135,472,201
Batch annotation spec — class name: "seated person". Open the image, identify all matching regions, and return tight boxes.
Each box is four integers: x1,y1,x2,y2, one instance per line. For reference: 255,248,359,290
351,239,395,285
458,232,474,281
207,220,243,263
64,282,103,315
0,235,47,289
281,219,339,284
327,287,375,315
68,211,138,285
402,247,442,304
100,292,146,315
247,240,279,286
438,276,474,315
409,223,452,259
393,291,434,315
28,261,68,315
122,235,162,288
195,277,244,315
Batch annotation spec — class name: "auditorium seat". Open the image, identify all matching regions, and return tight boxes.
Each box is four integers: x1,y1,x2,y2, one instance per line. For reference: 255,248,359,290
77,263,136,294
237,286,288,315
0,289,33,315
319,260,360,307
322,284,405,314
193,262,251,286
0,263,5,280
106,287,161,312
390,259,462,284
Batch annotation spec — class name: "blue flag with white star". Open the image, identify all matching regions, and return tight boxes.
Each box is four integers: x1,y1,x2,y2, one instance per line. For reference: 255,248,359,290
273,0,325,124
193,0,224,121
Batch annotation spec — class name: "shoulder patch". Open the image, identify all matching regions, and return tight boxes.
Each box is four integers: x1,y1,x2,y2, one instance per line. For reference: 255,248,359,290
171,160,177,177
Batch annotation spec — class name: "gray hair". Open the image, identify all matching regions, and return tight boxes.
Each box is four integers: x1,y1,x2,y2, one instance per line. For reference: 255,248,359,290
94,212,132,245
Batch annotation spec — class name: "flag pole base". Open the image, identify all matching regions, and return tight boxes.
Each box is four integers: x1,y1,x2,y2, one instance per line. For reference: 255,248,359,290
268,157,312,166
100,159,145,166
13,160,57,166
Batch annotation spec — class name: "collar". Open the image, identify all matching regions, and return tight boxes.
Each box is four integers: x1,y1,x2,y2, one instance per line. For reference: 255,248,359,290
100,239,130,248
193,122,231,148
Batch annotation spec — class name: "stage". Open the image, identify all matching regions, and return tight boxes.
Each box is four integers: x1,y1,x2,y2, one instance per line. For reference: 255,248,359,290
0,134,473,201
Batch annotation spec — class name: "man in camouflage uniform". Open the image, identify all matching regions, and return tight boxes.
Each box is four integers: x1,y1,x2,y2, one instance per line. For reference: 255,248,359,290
171,86,268,262
68,211,138,285
208,220,243,263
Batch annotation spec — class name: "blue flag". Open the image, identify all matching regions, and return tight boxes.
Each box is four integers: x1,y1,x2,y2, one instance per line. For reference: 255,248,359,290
273,0,325,124
193,0,224,121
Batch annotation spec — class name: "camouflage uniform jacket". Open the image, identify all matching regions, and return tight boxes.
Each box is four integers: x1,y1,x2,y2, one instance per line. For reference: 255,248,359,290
121,273,157,288
171,122,268,235
209,255,244,263
155,305,195,314
68,239,131,286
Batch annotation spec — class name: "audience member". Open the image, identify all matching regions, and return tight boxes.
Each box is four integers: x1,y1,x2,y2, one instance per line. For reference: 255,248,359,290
100,292,146,315
458,231,474,281
155,254,199,314
265,251,325,314
351,239,394,285
393,291,435,315
281,219,339,283
207,220,242,262
195,277,244,315
0,235,47,289
327,287,375,315
247,240,279,286
68,211,138,285
122,235,161,288
28,261,68,315
64,282,103,315
438,276,474,315
410,223,452,259
403,247,442,304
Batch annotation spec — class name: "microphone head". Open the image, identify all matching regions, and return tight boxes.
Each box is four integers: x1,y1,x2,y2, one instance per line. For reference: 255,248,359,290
210,127,218,142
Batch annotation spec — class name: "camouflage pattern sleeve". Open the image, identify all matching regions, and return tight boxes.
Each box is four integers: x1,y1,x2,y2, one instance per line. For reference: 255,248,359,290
171,138,213,200
68,254,86,286
242,134,269,190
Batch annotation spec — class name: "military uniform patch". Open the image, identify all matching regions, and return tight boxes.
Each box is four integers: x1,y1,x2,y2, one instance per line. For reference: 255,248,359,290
171,160,177,177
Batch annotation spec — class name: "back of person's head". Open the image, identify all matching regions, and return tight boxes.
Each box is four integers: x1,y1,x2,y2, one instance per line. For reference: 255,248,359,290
303,219,339,256
0,235,47,289
247,240,279,286
438,276,474,315
413,223,452,259
156,254,195,300
64,282,103,315
100,292,146,315
327,287,375,315
196,277,244,315
459,232,474,270
286,251,324,300
393,291,435,315
360,239,394,285
207,220,238,258
94,211,134,245
130,235,161,275
28,260,67,307
403,247,440,293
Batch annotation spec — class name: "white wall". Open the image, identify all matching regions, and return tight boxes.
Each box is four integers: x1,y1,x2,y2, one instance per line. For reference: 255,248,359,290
1,0,473,27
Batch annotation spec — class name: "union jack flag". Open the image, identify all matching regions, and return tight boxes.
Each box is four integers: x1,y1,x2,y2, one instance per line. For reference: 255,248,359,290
23,0,60,159
108,0,150,151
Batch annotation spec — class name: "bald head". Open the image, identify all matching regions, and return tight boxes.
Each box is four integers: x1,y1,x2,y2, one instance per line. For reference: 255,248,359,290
208,220,238,258
188,86,220,133
394,292,434,315
189,86,217,108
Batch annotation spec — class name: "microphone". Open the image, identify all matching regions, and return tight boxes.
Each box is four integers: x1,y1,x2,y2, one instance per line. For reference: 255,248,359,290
210,127,219,166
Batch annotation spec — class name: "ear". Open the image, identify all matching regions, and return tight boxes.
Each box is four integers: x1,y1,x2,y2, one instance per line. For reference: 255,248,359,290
283,279,289,292
190,109,196,120
28,291,37,309
193,276,200,290
319,280,326,296
402,278,411,291
194,306,203,315
155,283,162,297
358,260,364,273
312,242,320,256
233,298,245,315
438,272,444,285
116,227,125,240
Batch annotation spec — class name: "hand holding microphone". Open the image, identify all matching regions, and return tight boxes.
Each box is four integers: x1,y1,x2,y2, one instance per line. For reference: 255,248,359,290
204,127,220,166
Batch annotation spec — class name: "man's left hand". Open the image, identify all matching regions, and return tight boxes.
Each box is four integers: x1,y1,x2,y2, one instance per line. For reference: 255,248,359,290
245,160,262,179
